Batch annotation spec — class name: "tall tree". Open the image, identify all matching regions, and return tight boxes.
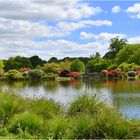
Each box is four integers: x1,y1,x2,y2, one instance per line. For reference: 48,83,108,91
104,36,127,59
29,55,45,68
4,56,32,71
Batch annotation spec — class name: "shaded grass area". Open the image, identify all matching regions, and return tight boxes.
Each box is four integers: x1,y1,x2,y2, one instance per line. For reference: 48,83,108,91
0,91,140,139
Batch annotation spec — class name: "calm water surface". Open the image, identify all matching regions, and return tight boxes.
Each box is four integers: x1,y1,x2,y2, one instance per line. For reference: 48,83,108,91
1,78,140,119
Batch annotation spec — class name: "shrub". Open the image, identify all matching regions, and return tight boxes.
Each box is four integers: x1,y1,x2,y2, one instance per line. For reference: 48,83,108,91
70,59,85,72
59,70,70,77
68,94,103,117
117,63,136,72
29,99,62,119
43,63,60,74
42,74,56,80
0,92,26,124
28,70,44,80
8,112,44,135
46,118,70,139
5,70,22,80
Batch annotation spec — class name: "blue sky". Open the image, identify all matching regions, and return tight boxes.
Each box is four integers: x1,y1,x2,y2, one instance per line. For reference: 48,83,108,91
0,0,140,60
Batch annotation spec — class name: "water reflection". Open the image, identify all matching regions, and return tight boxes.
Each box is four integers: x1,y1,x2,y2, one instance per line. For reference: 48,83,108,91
0,79,140,118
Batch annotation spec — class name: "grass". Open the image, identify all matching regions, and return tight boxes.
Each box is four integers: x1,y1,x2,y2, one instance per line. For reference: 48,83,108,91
0,91,140,139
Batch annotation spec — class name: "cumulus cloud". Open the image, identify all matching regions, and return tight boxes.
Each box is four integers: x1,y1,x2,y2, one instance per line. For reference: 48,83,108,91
0,38,109,60
128,36,140,44
126,3,140,18
80,32,126,40
0,0,102,21
0,18,69,39
112,6,121,13
57,20,112,31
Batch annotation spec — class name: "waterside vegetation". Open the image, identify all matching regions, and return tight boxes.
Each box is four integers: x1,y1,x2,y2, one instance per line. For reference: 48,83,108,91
0,91,140,139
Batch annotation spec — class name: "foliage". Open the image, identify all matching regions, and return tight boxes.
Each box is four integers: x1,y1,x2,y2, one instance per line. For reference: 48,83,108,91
68,94,103,117
8,112,43,135
59,70,70,77
59,60,70,71
0,92,139,138
104,37,127,59
87,58,109,73
116,44,140,65
42,74,56,80
4,56,32,71
28,70,44,80
107,64,118,70
70,59,85,72
5,70,22,80
43,63,60,74
0,60,4,72
48,57,58,63
0,92,26,124
117,63,137,72
29,99,62,119
29,55,45,68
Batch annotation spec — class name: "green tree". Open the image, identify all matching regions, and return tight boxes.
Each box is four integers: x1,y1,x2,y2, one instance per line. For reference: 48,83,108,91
70,59,85,72
29,55,45,68
48,57,58,63
116,44,140,65
0,60,4,72
104,37,127,59
43,63,60,74
4,56,32,71
87,58,109,73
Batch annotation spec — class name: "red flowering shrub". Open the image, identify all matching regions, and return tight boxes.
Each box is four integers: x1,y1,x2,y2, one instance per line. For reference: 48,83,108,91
19,68,31,72
101,70,108,75
135,70,140,74
69,72,78,78
101,70,121,76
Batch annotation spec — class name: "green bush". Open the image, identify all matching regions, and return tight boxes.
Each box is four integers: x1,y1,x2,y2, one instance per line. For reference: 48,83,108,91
46,117,70,139
28,70,44,80
43,63,60,74
5,70,22,80
8,112,44,135
29,99,62,119
70,59,85,72
117,63,137,72
0,92,26,124
42,74,56,80
68,94,103,117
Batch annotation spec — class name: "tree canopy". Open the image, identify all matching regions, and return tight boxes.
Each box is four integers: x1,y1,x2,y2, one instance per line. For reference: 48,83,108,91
4,56,32,71
104,37,127,59
116,44,140,65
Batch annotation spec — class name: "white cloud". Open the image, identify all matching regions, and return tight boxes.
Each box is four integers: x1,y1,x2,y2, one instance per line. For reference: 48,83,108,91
0,18,69,39
126,3,140,19
112,6,121,13
57,20,112,31
128,36,140,44
0,37,109,60
0,0,102,21
80,32,126,40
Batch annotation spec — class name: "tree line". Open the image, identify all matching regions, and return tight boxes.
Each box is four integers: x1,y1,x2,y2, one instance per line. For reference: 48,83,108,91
0,36,140,73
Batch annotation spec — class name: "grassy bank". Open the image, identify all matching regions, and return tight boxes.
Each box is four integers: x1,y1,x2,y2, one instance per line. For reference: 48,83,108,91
0,91,140,139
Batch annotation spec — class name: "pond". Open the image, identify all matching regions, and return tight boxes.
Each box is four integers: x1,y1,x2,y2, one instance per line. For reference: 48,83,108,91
0,78,140,119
